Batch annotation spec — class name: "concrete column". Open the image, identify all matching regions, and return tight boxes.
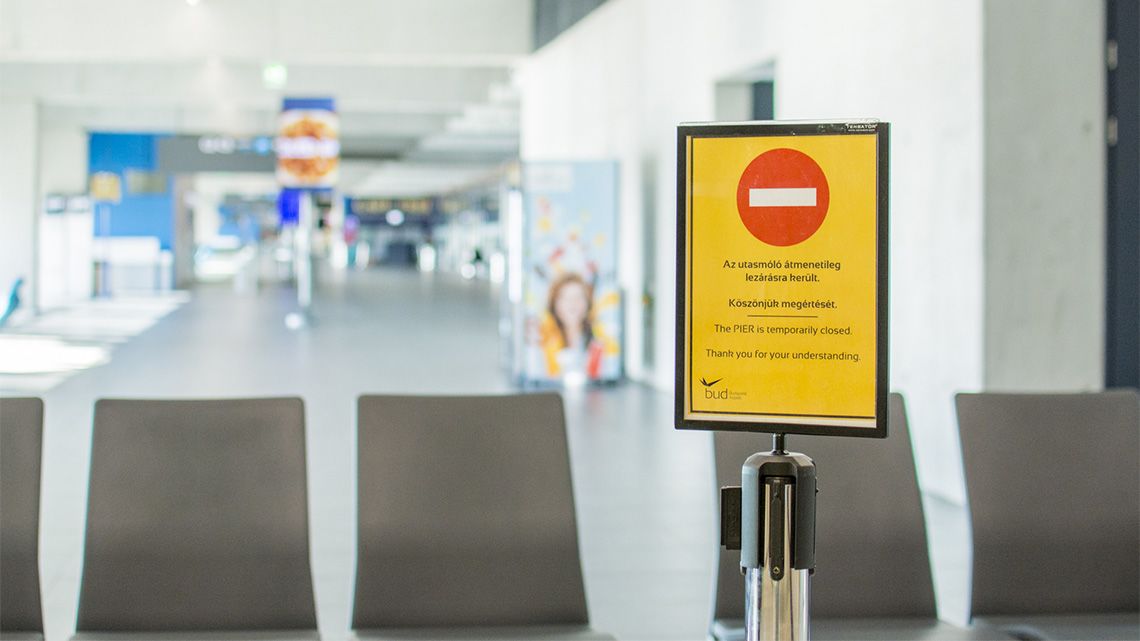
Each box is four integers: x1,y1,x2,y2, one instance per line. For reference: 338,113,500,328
0,98,40,314
983,0,1107,391
37,120,93,309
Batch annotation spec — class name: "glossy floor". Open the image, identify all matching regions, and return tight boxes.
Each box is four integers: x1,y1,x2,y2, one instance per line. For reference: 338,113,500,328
23,269,968,640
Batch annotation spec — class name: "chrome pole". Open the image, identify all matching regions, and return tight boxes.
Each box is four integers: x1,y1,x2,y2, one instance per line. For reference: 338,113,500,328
738,441,816,641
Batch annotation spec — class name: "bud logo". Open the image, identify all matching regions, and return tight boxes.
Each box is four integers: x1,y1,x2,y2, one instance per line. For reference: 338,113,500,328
700,376,728,399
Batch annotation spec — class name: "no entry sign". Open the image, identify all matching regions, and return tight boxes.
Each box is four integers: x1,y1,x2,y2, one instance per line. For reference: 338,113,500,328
676,121,889,438
736,148,830,246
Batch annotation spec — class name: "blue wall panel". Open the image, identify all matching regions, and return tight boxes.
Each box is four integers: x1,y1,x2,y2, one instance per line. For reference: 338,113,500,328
88,132,175,250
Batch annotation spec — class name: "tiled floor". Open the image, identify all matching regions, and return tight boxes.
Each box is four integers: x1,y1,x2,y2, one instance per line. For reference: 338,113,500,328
0,294,188,394
10,269,972,640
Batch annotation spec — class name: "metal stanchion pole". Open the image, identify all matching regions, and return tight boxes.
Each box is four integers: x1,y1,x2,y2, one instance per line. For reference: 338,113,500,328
726,434,817,641
98,203,111,298
285,192,313,330
682,119,890,641
296,191,313,311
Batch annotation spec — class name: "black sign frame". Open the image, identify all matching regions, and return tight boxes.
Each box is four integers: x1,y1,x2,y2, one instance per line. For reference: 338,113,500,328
674,121,890,439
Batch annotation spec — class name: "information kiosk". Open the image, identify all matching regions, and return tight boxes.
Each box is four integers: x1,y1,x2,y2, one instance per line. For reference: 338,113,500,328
676,121,889,641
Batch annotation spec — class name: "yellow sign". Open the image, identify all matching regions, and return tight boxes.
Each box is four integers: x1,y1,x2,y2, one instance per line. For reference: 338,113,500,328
677,122,888,437
89,172,122,204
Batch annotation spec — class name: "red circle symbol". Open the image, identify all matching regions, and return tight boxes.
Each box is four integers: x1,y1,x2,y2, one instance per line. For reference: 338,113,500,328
736,148,830,246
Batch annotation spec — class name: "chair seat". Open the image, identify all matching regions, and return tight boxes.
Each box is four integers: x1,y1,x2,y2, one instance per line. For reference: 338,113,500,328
353,625,615,640
977,613,1140,641
0,633,45,641
713,617,1015,641
352,395,599,635
77,398,317,633
71,631,320,641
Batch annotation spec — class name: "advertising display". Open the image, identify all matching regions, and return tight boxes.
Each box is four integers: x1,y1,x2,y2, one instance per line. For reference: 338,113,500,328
521,162,622,385
676,122,889,437
276,97,339,189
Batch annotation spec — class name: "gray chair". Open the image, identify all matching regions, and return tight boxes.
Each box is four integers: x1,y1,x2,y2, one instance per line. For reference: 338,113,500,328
712,393,1009,641
956,390,1140,641
74,398,318,640
353,393,612,640
1,397,45,641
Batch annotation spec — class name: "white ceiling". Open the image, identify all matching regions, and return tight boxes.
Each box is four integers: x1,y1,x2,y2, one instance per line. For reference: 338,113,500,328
0,0,531,197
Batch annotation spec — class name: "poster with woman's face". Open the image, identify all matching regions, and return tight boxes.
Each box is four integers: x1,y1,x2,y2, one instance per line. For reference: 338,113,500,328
522,162,622,385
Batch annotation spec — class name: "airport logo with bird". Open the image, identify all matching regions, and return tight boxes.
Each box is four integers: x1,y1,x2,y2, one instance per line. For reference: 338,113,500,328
700,376,729,399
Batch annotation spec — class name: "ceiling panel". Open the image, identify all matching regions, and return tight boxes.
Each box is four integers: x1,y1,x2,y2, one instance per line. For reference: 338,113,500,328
1,0,527,199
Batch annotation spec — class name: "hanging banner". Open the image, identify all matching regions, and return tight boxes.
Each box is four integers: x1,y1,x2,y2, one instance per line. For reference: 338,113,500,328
521,161,623,385
676,121,889,438
276,97,339,189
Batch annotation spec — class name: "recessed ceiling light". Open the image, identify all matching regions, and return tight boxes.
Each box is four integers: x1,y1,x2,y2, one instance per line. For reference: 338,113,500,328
186,0,201,6
262,63,288,90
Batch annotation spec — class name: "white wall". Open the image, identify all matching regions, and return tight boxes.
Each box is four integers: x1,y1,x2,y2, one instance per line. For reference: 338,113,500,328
0,98,40,313
519,0,986,500
983,0,1106,391
37,124,87,195
37,120,92,309
517,0,650,378
773,2,987,501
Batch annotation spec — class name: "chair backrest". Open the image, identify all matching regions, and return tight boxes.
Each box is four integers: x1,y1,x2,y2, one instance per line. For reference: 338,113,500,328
353,393,589,629
712,393,937,622
956,390,1140,616
77,398,317,632
0,397,44,634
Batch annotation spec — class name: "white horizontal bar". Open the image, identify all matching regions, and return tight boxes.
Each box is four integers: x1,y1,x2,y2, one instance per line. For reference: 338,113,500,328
749,188,816,207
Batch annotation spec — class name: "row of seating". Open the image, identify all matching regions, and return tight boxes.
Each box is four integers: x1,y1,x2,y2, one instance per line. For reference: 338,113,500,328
712,390,1139,641
1,391,1137,641
1,394,610,641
